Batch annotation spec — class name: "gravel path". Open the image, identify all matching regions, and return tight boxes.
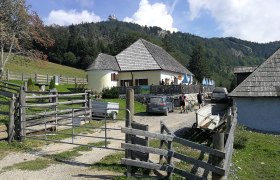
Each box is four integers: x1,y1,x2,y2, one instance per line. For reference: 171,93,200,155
0,109,197,179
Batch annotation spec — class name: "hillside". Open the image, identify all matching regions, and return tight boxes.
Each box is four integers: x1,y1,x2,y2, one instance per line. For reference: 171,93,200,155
37,21,280,90
5,55,86,78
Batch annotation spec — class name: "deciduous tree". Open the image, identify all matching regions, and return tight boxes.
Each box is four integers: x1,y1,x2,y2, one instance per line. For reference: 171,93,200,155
0,0,54,79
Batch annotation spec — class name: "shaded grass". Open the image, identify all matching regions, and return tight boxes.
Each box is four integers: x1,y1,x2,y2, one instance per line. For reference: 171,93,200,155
230,125,280,180
91,152,126,172
100,99,146,120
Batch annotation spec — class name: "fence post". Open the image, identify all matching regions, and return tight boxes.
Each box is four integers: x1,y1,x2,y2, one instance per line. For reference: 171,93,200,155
35,73,37,83
75,77,77,84
47,74,49,84
159,121,164,163
19,88,26,141
87,91,92,122
6,69,9,81
8,94,16,142
226,109,232,138
213,132,225,180
21,72,24,81
125,88,134,177
167,131,173,179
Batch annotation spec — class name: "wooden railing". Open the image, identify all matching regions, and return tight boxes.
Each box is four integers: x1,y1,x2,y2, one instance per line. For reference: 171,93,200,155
117,85,215,95
121,106,238,179
2,70,87,84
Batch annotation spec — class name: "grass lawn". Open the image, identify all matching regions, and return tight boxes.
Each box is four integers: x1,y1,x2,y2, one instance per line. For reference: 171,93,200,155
100,98,146,120
5,55,86,78
230,125,280,180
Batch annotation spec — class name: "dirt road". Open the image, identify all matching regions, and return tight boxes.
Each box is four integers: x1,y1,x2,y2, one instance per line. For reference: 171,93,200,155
0,109,197,180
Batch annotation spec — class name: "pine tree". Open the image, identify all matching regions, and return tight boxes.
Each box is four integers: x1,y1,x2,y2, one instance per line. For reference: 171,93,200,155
188,45,210,83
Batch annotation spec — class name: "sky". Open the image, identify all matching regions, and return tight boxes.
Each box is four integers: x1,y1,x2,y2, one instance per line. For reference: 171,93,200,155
26,0,280,43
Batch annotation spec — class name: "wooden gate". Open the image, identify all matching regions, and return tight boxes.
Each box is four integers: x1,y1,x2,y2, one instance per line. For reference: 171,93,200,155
122,106,237,179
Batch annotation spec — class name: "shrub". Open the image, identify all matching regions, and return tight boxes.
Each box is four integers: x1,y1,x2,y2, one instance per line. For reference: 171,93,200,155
73,83,86,92
101,87,119,99
49,77,56,90
27,78,35,91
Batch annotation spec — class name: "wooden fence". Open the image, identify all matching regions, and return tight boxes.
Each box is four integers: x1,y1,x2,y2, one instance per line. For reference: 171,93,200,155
121,105,237,179
16,90,92,141
0,80,92,141
0,80,22,141
3,70,87,84
117,85,215,95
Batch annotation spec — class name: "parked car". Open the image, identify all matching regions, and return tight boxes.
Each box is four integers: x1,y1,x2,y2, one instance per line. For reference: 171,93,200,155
146,96,174,116
211,87,228,103
92,101,119,119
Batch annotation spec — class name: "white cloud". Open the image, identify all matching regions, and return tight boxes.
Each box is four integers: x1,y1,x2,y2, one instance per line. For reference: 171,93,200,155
124,0,177,32
45,9,101,26
187,0,280,42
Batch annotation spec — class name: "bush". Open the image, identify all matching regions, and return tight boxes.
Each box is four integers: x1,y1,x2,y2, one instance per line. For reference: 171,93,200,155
27,78,35,91
73,83,86,92
234,125,248,149
101,87,119,99
49,77,56,90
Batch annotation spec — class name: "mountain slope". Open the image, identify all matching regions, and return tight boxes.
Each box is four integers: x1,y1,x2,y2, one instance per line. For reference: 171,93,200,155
40,21,280,90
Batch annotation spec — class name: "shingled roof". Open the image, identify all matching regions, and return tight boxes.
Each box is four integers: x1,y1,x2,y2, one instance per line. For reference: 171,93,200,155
229,48,280,97
116,39,192,74
86,53,120,71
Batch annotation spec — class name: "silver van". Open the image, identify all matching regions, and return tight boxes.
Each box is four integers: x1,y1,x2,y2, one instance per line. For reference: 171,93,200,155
211,87,228,103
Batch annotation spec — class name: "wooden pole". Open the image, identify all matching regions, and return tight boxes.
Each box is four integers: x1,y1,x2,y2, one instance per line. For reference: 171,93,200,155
35,73,37,83
87,91,92,122
47,74,49,84
19,88,26,141
213,132,225,180
125,88,134,177
8,94,16,142
167,131,173,179
6,69,9,81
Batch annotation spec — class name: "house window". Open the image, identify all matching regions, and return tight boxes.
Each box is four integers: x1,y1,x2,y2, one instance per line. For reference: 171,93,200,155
111,73,118,81
135,79,148,86
120,80,133,86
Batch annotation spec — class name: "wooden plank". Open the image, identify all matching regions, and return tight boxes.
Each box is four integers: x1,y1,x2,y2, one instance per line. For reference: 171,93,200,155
173,136,225,158
122,143,225,175
26,100,86,107
225,117,237,150
0,80,21,87
0,90,14,98
121,158,205,180
0,85,20,92
57,93,87,97
131,122,148,131
26,94,57,99
131,136,147,146
161,122,172,134
121,127,173,141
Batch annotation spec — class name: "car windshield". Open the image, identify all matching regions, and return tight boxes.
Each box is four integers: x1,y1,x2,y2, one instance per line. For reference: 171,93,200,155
150,97,163,104
213,88,227,93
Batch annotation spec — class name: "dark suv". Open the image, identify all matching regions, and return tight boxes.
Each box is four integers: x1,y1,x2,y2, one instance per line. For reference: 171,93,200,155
146,96,174,116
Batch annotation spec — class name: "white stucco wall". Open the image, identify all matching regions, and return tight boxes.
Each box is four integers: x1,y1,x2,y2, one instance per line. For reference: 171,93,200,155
234,97,280,133
87,70,118,92
118,70,184,86
160,71,184,85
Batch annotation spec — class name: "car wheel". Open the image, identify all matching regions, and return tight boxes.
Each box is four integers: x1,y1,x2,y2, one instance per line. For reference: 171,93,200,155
164,109,168,116
111,112,117,120
192,123,197,129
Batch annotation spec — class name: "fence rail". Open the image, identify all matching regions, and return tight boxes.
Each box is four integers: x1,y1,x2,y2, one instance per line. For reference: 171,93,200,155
117,84,214,95
122,105,237,179
2,70,87,84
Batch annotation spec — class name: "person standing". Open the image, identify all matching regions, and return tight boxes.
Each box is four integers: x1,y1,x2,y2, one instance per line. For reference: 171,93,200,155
179,93,186,113
197,91,203,109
